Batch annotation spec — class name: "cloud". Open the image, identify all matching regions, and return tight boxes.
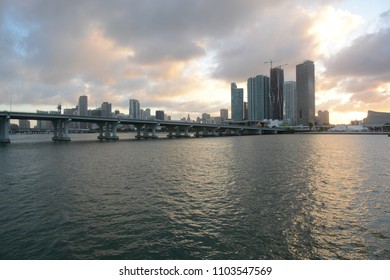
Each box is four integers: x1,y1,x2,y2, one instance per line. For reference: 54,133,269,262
0,0,388,123
319,12,390,115
324,27,390,78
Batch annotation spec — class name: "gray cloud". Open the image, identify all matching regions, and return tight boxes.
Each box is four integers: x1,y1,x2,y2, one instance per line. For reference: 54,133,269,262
1,0,387,122
324,26,390,78
321,13,390,111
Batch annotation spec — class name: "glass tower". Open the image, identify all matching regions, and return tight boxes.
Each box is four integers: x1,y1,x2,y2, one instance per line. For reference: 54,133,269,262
296,60,315,126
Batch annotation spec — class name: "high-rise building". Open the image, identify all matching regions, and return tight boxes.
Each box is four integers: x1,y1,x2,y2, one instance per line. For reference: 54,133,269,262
156,110,165,120
220,109,228,122
318,110,330,125
243,102,248,120
247,75,270,121
78,95,88,129
64,108,78,129
78,95,88,116
283,81,297,125
270,67,284,120
36,110,51,129
129,99,140,119
19,119,30,129
296,60,315,126
231,83,244,121
142,108,151,120
101,102,112,117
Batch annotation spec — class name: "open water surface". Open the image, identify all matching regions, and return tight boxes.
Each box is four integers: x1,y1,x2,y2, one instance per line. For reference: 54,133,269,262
0,134,389,259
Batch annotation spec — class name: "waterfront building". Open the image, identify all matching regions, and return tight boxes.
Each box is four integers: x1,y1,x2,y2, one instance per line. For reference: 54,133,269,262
78,95,88,116
283,81,297,125
363,110,390,131
243,102,248,120
64,108,78,129
36,110,51,129
202,113,210,121
231,83,244,121
318,110,330,125
141,108,151,120
19,119,30,129
90,108,101,117
270,67,284,120
247,75,270,121
101,102,112,118
296,60,315,126
156,110,165,120
129,99,140,119
78,95,88,129
220,109,228,122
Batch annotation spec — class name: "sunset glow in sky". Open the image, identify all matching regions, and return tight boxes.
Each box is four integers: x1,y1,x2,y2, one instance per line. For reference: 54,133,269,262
1,0,389,124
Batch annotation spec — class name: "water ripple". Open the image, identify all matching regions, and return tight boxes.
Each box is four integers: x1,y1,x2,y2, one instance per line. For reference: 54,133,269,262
0,134,389,259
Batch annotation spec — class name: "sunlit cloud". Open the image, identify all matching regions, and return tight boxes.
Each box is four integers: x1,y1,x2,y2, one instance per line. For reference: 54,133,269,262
307,5,365,58
0,0,389,124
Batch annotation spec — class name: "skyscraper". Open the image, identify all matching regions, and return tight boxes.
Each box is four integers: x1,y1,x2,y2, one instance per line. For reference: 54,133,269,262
143,108,151,120
129,99,140,119
156,110,165,120
231,83,243,121
78,95,88,129
270,67,284,120
101,102,112,117
296,60,315,126
247,75,270,121
78,95,88,116
220,109,228,122
318,110,330,125
283,81,297,125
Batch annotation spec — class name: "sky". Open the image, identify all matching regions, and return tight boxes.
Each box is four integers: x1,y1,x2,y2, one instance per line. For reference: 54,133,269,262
0,0,389,124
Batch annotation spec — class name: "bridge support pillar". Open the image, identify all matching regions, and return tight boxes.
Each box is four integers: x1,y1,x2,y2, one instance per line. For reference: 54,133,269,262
97,122,119,140
184,126,191,137
0,116,10,143
194,128,200,137
135,123,158,139
149,123,158,138
52,119,71,142
176,126,182,137
211,127,218,137
135,124,144,139
167,126,174,138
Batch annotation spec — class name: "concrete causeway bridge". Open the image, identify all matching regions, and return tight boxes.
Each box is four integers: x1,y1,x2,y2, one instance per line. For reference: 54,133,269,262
0,111,277,143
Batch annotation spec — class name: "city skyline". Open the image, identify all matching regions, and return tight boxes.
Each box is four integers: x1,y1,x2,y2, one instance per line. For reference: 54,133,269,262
0,0,389,124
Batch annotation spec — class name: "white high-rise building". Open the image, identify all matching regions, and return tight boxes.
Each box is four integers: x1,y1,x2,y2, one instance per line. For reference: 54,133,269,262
129,99,140,119
283,81,297,125
296,60,315,126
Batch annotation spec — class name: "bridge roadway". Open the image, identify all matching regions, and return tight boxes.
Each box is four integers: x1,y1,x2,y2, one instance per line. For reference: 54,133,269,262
0,111,270,143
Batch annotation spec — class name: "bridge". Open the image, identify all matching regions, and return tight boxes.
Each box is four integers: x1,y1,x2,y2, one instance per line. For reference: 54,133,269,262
0,111,275,143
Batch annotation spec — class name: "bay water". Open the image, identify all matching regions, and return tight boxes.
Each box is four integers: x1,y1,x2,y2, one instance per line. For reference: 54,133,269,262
0,134,389,259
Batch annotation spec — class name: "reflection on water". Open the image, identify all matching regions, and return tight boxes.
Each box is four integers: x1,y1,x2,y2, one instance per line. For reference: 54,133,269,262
0,134,389,259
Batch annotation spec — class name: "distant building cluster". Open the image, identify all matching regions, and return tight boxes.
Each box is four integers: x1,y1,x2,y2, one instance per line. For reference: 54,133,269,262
231,60,322,127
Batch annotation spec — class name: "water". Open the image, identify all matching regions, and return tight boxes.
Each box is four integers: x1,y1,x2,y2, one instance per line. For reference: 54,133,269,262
0,134,389,259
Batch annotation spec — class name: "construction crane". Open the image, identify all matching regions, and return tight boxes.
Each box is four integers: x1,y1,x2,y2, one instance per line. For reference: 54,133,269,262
264,59,281,69
276,63,288,69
